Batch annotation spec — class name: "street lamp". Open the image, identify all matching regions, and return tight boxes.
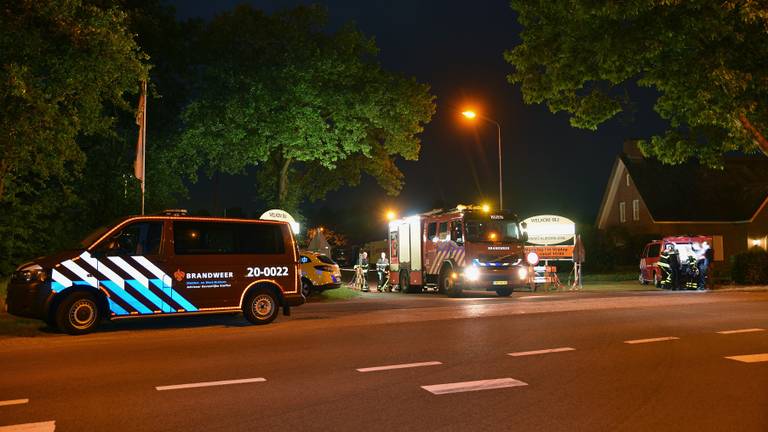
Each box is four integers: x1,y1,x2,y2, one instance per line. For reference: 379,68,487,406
461,110,503,211
386,210,397,221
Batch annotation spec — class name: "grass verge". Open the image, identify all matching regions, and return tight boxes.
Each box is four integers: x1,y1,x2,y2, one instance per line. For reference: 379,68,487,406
317,286,361,301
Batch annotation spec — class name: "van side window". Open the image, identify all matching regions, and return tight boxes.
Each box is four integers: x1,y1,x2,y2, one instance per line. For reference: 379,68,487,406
174,222,285,255
647,243,661,258
96,221,163,256
427,222,437,240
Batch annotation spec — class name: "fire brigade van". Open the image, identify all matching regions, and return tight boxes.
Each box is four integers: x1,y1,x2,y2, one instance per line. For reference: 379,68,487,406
639,235,712,286
6,211,304,334
388,205,535,296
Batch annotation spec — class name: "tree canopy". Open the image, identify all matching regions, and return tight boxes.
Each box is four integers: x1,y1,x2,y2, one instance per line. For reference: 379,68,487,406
178,5,435,212
505,0,768,166
0,0,150,272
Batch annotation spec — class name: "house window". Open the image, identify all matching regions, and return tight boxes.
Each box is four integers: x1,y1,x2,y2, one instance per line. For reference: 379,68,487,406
632,200,639,221
619,202,626,223
626,174,630,187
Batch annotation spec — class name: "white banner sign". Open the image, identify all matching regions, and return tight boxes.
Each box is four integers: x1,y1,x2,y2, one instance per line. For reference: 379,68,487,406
522,214,575,245
260,209,300,234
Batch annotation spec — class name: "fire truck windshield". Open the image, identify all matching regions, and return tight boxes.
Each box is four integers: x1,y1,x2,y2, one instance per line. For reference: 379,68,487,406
464,219,522,242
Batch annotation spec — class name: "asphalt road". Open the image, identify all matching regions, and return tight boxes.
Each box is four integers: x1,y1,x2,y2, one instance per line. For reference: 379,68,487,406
1,289,767,431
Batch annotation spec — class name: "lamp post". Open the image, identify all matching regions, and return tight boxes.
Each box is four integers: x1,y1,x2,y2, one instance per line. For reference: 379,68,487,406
462,110,503,211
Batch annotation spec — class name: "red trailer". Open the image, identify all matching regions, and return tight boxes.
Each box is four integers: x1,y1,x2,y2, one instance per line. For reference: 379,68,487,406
388,205,536,296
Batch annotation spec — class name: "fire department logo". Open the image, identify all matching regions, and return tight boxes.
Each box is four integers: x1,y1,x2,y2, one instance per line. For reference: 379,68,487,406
173,269,185,282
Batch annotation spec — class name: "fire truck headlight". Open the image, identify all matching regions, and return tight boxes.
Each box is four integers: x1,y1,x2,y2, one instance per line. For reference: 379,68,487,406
517,267,528,280
526,252,539,266
464,266,480,281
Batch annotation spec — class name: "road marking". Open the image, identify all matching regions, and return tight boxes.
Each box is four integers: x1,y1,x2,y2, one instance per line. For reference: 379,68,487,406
725,353,768,363
156,377,266,391
624,336,679,344
508,347,575,357
0,399,29,407
717,328,765,335
519,296,545,299
422,378,528,395
357,361,442,372
0,421,55,432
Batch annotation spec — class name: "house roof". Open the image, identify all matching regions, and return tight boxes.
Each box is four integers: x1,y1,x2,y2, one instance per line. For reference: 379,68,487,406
622,154,768,222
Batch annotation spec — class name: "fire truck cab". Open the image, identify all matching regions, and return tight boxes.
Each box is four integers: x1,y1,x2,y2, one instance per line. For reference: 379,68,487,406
388,205,534,297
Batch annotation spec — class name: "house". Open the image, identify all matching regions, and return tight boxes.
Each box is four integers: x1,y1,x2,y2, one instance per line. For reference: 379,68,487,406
596,143,768,263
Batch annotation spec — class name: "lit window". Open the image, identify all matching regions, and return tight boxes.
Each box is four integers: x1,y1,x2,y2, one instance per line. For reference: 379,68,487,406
632,200,639,221
619,202,626,223
626,174,630,187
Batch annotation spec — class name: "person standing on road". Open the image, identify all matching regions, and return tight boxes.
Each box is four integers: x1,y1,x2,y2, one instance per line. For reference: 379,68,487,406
667,243,680,290
358,251,369,292
376,252,389,292
696,241,712,290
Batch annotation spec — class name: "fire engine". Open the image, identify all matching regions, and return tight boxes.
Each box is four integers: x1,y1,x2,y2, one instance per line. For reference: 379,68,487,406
388,205,536,296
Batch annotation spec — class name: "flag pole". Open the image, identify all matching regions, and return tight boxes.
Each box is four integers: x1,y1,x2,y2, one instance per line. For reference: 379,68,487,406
141,79,147,215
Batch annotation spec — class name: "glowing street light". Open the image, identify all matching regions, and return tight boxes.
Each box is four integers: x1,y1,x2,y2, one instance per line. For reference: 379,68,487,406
461,109,504,211
481,203,490,213
386,210,397,221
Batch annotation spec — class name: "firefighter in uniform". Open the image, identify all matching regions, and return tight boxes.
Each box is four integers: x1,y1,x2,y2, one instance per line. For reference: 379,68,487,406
667,243,680,290
657,244,673,289
683,256,700,290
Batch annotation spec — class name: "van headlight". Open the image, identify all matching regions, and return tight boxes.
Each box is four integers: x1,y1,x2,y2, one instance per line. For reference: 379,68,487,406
517,267,528,280
12,264,47,283
463,266,480,281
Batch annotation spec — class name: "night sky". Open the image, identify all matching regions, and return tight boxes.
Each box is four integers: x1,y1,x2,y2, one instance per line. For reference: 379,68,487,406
169,0,667,241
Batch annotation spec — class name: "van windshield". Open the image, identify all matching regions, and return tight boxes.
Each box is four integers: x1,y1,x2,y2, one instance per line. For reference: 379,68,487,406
464,219,521,242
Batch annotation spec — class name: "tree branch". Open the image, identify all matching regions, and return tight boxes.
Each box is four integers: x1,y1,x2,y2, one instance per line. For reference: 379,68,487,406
739,113,768,157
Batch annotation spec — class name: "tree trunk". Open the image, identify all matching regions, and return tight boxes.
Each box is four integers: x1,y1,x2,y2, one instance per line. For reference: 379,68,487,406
739,113,768,157
278,156,292,208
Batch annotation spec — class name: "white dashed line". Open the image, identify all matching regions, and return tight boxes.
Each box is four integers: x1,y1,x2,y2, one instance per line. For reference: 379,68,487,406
508,347,575,357
717,328,765,335
725,353,768,363
0,399,29,407
156,377,266,391
624,336,679,344
0,421,56,432
422,378,528,395
356,361,442,373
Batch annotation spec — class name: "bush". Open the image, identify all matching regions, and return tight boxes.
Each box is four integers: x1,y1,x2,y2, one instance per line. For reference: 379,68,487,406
731,247,768,285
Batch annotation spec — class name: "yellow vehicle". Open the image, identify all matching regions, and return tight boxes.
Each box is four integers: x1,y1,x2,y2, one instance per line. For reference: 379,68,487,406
299,251,342,297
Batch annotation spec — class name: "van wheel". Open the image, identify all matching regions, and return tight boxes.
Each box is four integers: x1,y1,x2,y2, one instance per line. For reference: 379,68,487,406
496,288,512,297
640,273,648,285
301,278,313,298
243,289,279,325
56,292,100,335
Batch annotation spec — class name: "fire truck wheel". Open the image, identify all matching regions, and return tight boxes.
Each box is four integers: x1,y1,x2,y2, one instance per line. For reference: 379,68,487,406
496,288,512,297
439,269,462,297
